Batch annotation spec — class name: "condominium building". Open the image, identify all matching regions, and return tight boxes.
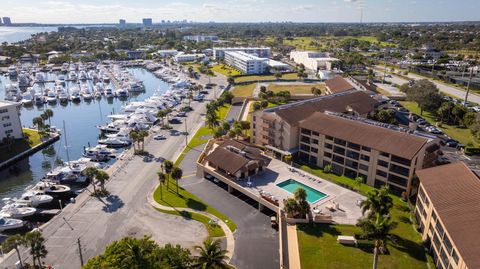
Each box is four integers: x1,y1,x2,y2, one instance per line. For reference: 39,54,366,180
325,76,356,94
0,101,23,140
213,47,271,60
297,111,439,195
415,162,480,269
173,53,206,63
224,51,268,74
2,17,11,26
183,35,218,42
250,91,378,156
119,19,126,28
157,50,179,58
290,51,339,71
142,18,152,27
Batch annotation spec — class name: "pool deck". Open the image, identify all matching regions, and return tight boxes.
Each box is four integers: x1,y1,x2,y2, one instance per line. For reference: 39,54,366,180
237,158,365,225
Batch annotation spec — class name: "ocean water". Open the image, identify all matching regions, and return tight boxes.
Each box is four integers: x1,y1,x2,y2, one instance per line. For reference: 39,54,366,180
0,26,59,43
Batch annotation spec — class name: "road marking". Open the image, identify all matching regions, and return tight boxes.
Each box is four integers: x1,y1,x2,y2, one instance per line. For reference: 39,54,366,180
181,173,196,179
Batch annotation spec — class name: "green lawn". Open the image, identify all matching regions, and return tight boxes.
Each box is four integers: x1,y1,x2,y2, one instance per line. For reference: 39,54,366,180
282,36,396,51
154,207,225,238
234,73,298,83
0,128,43,163
211,64,242,76
267,83,325,94
400,101,478,146
231,84,256,97
297,164,433,269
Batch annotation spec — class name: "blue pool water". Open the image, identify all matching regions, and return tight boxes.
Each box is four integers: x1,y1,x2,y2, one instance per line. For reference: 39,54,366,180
277,179,328,203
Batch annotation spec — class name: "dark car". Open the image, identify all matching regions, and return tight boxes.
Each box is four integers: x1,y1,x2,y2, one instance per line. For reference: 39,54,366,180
169,118,182,124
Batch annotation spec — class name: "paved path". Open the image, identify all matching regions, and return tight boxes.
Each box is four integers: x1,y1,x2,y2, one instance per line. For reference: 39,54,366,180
287,225,301,269
0,69,227,268
375,66,480,104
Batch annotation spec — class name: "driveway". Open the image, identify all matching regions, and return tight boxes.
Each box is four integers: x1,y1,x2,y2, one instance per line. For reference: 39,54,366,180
180,147,280,269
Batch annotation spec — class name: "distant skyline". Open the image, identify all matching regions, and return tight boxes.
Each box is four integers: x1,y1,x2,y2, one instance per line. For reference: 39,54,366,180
1,0,479,24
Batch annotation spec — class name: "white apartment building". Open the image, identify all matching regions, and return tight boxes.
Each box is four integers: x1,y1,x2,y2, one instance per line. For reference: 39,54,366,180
183,35,219,42
290,51,339,71
174,53,207,63
0,101,23,140
224,51,268,74
157,50,178,58
213,47,271,60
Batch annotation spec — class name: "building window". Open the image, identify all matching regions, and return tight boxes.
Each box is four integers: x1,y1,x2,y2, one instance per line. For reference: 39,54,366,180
1,116,10,120
301,135,310,143
443,235,453,255
333,146,345,155
332,155,344,165
432,210,437,223
312,131,319,136
374,179,386,188
311,147,318,153
388,174,408,187
436,221,445,238
362,146,371,152
380,152,390,158
452,249,459,264
310,156,318,165
301,129,312,135
0,109,8,114
359,164,369,171
325,143,333,149
376,170,387,178
391,155,411,166
390,164,410,177
334,138,346,146
347,142,361,151
344,168,357,179
345,159,358,169
325,135,333,141
312,139,319,144
300,144,311,152
3,123,12,127
346,150,359,160
377,160,389,168
360,154,370,162
5,129,13,134
299,152,310,163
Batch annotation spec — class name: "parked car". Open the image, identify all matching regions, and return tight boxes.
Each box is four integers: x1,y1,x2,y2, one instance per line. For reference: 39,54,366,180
153,134,166,140
169,118,182,124
176,112,187,117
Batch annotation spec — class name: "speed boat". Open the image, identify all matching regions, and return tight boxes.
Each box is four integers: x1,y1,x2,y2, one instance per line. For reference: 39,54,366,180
98,137,131,148
83,145,117,161
0,218,24,232
29,182,71,198
20,92,34,106
0,202,36,219
46,91,57,104
115,88,128,98
105,88,114,98
15,191,53,208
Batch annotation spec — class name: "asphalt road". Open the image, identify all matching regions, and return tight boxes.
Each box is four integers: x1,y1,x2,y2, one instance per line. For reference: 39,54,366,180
375,67,480,104
0,72,226,268
179,147,280,269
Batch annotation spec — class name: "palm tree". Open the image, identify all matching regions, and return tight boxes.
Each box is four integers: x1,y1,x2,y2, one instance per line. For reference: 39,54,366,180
138,129,149,151
171,167,183,195
156,110,168,127
157,172,167,200
205,110,219,129
129,130,139,152
294,188,310,217
95,169,110,193
163,160,174,190
357,213,397,269
283,198,299,218
44,109,54,126
32,117,44,129
360,186,393,217
24,230,48,268
3,234,25,268
194,238,228,269
84,167,99,193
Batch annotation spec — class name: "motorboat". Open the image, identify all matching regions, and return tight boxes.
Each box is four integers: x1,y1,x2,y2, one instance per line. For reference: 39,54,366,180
7,65,17,77
79,70,87,80
34,93,45,105
81,87,93,100
18,73,30,87
127,81,145,92
46,91,57,104
29,182,71,198
105,87,114,98
83,145,117,161
0,218,24,232
98,137,131,148
115,88,128,98
68,71,77,81
0,202,36,219
35,73,45,83
20,92,34,106
15,191,54,207
58,90,69,102
69,88,81,102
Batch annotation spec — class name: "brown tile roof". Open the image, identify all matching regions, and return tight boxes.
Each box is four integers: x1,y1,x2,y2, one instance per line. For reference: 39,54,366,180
273,91,378,125
205,147,249,175
416,162,480,269
325,76,356,94
299,112,428,160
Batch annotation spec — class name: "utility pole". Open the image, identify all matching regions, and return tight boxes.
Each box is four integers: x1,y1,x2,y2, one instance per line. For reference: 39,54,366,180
77,238,84,267
464,68,474,106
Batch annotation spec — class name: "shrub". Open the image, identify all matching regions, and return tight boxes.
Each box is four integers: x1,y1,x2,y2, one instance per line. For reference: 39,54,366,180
323,165,333,173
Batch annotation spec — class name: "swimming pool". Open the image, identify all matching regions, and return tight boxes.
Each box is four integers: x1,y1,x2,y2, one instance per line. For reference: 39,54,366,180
277,179,328,203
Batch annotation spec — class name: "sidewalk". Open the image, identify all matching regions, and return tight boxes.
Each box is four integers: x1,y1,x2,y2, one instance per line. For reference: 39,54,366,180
287,224,301,269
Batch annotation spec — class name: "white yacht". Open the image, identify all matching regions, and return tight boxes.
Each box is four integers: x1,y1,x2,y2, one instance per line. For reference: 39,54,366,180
69,88,81,102
29,182,71,198
46,91,57,104
98,137,131,148
68,71,77,81
83,145,117,161
0,218,24,232
58,90,69,102
34,93,45,105
81,86,93,100
15,191,54,207
127,81,145,92
0,202,36,219
7,65,17,77
79,70,87,80
105,87,114,98
20,92,34,106
115,88,128,98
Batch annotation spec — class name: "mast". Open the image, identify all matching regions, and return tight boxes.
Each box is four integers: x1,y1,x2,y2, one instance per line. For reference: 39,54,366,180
63,120,71,168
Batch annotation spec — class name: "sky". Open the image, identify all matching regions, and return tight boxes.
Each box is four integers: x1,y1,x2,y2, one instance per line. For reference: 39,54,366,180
1,0,479,24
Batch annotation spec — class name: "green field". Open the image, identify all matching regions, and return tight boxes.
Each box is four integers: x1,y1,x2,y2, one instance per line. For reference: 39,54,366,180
283,36,396,51
0,128,43,163
400,101,478,146
231,84,256,97
234,73,298,83
297,164,434,269
211,64,242,76
267,83,325,94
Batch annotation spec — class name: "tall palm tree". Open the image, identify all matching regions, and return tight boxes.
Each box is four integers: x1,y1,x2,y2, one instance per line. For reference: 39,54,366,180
24,231,48,268
44,109,54,126
205,111,219,129
3,234,25,268
157,172,167,200
129,130,139,152
294,188,310,217
32,117,44,129
163,160,174,190
95,169,110,193
156,110,168,127
194,238,228,269
357,213,397,269
171,167,183,195
84,167,98,193
138,129,149,151
360,186,393,217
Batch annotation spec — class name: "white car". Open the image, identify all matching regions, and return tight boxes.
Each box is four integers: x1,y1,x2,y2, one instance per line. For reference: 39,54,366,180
153,134,166,140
